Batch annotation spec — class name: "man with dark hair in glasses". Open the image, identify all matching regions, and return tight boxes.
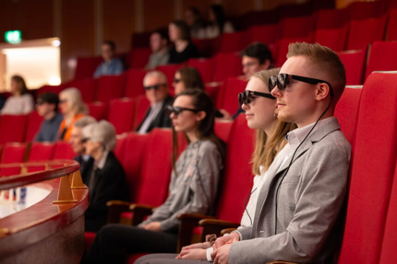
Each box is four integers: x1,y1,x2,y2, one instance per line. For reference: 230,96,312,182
137,70,173,134
210,42,351,264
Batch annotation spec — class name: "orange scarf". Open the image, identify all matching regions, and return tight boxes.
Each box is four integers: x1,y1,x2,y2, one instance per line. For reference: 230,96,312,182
58,114,85,142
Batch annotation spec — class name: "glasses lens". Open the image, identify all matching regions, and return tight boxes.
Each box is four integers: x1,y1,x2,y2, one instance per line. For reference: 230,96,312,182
277,74,287,90
269,76,277,90
173,79,180,84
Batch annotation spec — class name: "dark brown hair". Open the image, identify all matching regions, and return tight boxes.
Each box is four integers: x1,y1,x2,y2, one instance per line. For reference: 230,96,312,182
170,20,191,41
176,66,205,91
11,75,28,95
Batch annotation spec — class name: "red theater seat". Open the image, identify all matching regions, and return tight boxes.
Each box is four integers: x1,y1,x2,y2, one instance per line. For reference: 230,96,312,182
214,121,233,143
53,141,76,160
338,48,367,85
315,8,348,30
108,98,135,134
248,24,280,45
86,101,108,121
157,64,184,93
75,57,102,80
192,38,218,58
133,96,150,131
365,41,397,78
36,85,64,96
69,78,97,103
274,37,310,67
213,53,242,82
219,32,247,53
0,115,29,144
339,72,397,264
314,26,348,52
205,82,222,105
0,143,28,176
346,16,387,50
124,69,147,98
127,48,151,69
96,75,127,103
334,87,363,145
25,111,44,142
216,77,247,115
187,58,215,83
28,142,55,161
386,9,397,41
348,0,385,21
280,16,315,39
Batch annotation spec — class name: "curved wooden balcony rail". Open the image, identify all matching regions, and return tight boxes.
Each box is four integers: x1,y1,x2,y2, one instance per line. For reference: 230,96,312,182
0,160,89,263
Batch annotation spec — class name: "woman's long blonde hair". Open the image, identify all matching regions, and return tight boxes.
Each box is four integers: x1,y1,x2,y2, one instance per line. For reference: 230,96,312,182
249,69,297,175
60,88,88,116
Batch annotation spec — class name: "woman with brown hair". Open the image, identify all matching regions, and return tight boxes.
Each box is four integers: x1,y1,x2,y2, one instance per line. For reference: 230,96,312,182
1,75,34,115
135,68,296,264
172,66,205,95
168,20,199,64
83,89,225,263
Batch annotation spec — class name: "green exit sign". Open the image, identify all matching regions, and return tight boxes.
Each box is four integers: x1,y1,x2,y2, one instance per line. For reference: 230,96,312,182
5,30,22,44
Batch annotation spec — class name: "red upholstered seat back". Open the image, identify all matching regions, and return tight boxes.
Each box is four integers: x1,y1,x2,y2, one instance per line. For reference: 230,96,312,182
124,69,147,98
96,74,126,103
213,53,242,82
0,115,29,144
338,48,367,85
133,96,150,131
214,121,233,143
365,41,397,78
28,142,55,161
315,8,348,30
314,26,348,52
121,133,150,202
69,78,97,103
379,166,397,263
26,111,44,142
136,129,173,206
127,48,151,69
274,37,310,67
74,56,102,80
346,16,387,50
157,64,184,94
216,114,256,223
216,77,247,115
108,98,135,134
280,16,314,39
348,0,385,21
52,141,76,160
86,102,108,120
0,143,28,176
219,32,247,53
334,87,363,146
187,58,215,83
248,24,280,46
339,72,397,264
386,9,397,41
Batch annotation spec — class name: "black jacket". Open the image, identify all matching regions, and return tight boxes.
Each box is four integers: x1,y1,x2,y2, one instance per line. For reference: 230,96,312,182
82,151,130,232
136,95,173,133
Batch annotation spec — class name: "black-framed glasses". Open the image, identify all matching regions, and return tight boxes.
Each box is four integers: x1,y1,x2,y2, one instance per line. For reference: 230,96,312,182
238,90,276,107
173,78,181,84
166,105,201,116
81,137,90,143
269,74,334,98
144,83,167,91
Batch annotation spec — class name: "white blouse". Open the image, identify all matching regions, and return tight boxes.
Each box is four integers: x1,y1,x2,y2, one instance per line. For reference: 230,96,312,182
1,94,34,115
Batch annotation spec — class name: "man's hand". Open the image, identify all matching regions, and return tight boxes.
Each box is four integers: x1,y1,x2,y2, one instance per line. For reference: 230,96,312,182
212,232,239,250
142,222,162,231
212,244,232,264
176,248,207,260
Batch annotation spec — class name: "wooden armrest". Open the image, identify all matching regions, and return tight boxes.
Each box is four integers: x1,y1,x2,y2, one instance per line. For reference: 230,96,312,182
176,213,216,252
199,219,240,238
267,261,299,264
220,228,237,236
106,200,133,224
129,204,156,226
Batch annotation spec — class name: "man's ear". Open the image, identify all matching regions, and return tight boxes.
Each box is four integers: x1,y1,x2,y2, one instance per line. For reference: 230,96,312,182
196,111,206,122
315,83,331,101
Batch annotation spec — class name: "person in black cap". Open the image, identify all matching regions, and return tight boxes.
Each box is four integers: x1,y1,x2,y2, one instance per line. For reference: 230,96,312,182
35,92,64,142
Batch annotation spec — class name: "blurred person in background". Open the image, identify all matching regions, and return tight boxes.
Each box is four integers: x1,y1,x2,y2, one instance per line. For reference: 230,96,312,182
146,30,170,70
58,88,87,141
94,40,124,78
168,20,199,64
172,66,205,95
34,92,63,142
1,75,34,115
203,4,234,39
184,7,206,39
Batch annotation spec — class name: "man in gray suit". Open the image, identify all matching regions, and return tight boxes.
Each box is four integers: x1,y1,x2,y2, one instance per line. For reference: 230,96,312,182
210,42,351,264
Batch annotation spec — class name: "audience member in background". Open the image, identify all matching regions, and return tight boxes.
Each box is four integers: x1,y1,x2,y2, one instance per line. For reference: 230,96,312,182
70,116,97,184
218,42,274,121
0,93,6,110
137,71,173,134
83,89,225,263
58,88,87,141
168,20,199,64
204,4,234,39
34,92,63,142
133,70,294,264
146,30,170,70
1,75,34,115
93,40,124,78
82,120,129,232
172,66,205,95
184,7,206,39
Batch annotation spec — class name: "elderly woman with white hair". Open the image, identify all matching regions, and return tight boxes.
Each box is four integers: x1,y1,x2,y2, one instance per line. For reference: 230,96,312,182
82,120,129,232
58,87,88,141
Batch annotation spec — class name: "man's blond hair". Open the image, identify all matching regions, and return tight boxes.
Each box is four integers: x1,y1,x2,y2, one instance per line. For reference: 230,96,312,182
287,42,346,103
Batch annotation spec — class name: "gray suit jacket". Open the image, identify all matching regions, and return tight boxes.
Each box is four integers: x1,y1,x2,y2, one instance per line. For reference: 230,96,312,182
230,117,351,264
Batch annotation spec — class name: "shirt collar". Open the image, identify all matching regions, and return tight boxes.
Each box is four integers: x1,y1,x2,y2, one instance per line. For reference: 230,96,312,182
286,117,335,147
95,151,109,170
